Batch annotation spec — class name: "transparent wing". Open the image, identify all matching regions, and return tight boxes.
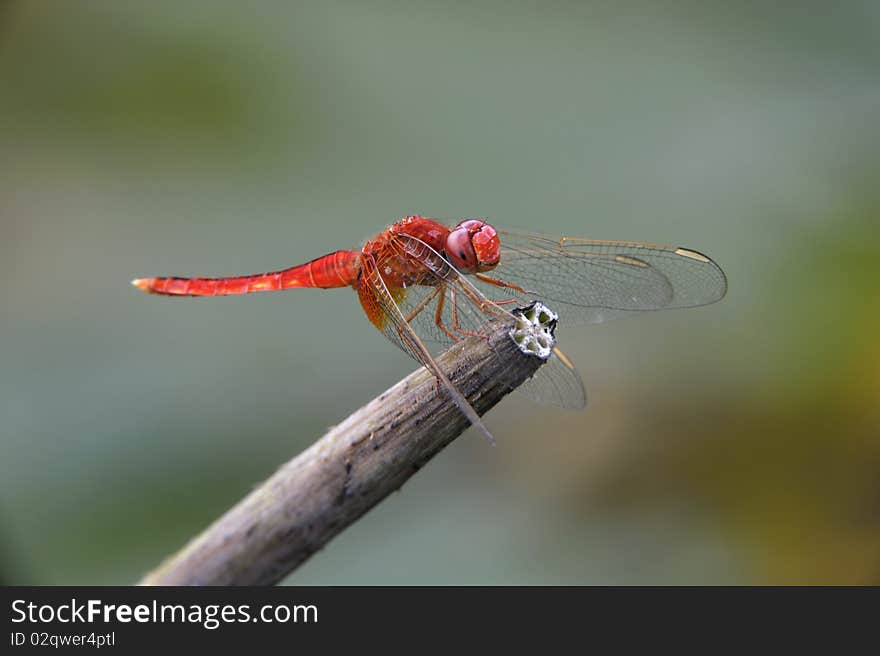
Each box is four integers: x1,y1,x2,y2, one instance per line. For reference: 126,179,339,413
517,347,586,409
367,233,586,409
359,250,496,443
472,231,728,324
366,234,506,357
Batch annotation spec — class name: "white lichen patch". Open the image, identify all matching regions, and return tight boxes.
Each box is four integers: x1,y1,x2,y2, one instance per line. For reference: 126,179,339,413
509,302,558,360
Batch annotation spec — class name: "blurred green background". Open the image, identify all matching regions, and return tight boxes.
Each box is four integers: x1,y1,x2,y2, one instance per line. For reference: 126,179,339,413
2,1,879,585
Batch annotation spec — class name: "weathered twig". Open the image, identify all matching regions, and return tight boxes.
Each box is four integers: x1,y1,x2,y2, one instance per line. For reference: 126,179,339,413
139,314,546,586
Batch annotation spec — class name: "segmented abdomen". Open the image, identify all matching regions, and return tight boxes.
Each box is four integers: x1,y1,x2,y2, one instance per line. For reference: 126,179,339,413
133,250,362,296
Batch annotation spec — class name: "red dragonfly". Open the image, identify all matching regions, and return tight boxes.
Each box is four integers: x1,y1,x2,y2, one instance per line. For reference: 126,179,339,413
133,215,727,442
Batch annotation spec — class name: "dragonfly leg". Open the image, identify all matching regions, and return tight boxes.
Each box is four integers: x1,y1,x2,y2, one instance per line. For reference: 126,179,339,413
487,297,520,306
397,286,457,394
433,286,461,343
402,286,441,325
398,287,454,391
474,273,534,295
447,285,497,342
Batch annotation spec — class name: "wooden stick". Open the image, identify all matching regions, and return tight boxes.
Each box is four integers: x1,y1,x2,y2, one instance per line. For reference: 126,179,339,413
139,316,546,586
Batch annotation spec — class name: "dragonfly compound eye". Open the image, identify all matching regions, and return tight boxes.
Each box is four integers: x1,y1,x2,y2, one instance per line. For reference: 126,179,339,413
449,219,501,272
445,224,480,273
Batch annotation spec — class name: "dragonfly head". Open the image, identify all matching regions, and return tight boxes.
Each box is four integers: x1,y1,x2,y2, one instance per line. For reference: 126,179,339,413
446,219,501,273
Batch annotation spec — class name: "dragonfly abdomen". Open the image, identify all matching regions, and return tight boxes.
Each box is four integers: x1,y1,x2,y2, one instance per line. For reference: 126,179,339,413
133,250,362,296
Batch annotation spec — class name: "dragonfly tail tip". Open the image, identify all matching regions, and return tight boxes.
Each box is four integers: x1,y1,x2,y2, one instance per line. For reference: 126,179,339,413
131,278,152,293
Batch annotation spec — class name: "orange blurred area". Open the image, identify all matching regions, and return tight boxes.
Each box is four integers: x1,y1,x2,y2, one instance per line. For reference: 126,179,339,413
1,1,878,584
